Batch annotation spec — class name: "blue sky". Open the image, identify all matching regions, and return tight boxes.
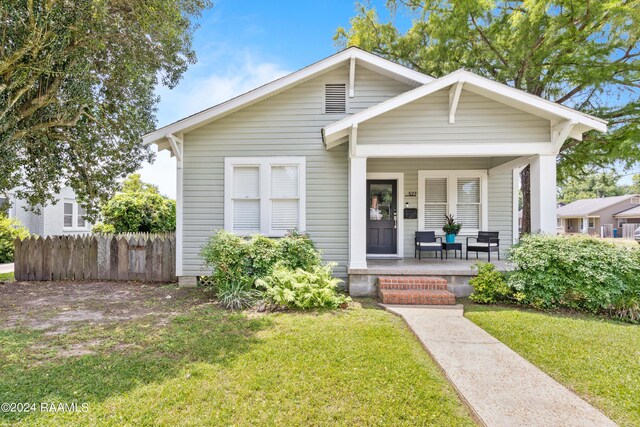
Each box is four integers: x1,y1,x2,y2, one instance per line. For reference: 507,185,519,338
140,1,400,197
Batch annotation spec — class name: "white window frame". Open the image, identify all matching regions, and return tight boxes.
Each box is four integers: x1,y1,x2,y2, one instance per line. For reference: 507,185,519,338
322,80,349,115
63,200,90,230
418,170,488,235
224,157,306,237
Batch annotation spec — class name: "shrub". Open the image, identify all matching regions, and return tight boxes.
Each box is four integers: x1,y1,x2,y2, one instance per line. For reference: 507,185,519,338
0,216,30,263
277,230,322,271
216,279,262,310
256,263,349,309
200,230,324,287
92,222,116,234
508,234,640,319
469,262,511,304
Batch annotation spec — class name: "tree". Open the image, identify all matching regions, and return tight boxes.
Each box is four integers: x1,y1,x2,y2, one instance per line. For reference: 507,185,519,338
0,0,211,218
93,174,175,233
336,1,640,233
557,170,628,204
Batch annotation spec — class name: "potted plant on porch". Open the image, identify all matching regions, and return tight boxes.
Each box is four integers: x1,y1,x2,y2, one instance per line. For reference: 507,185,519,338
442,214,462,243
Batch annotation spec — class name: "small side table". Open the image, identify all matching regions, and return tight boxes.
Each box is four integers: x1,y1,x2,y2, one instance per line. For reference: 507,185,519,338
442,242,462,259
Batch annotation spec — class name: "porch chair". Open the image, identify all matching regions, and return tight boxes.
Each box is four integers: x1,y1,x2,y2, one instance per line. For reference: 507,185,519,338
466,231,500,262
414,231,443,260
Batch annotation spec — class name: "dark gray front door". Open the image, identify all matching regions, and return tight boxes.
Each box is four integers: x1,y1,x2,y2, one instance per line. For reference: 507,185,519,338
367,180,397,254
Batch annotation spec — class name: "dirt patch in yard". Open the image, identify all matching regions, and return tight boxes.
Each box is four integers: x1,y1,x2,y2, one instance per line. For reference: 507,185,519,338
0,281,213,359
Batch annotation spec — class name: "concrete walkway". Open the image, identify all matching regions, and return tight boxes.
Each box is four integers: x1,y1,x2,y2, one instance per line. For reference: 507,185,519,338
383,304,617,427
0,263,14,274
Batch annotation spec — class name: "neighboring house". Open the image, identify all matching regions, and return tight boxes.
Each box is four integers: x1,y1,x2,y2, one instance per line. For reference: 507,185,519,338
557,195,640,236
142,47,607,289
1,186,91,236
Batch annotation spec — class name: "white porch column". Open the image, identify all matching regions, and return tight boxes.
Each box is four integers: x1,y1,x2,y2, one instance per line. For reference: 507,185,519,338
582,216,589,234
530,154,557,234
349,156,367,269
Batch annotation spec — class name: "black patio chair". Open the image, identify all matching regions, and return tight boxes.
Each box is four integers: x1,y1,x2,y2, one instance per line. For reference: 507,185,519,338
415,231,443,260
466,231,500,262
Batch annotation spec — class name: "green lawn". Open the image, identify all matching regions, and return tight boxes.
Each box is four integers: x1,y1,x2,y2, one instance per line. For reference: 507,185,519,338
0,296,474,426
0,272,14,281
464,303,640,426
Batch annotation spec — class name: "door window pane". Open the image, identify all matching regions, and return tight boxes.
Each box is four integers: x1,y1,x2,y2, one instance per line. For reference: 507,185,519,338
369,183,393,221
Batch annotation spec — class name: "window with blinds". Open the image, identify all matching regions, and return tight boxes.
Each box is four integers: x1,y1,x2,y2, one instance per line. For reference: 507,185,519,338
232,166,260,232
324,83,346,113
225,158,305,236
456,177,480,229
271,165,299,231
424,177,448,230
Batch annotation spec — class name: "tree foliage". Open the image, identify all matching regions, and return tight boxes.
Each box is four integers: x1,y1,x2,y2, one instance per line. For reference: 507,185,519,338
0,0,211,218
558,169,630,204
94,174,175,233
336,0,640,231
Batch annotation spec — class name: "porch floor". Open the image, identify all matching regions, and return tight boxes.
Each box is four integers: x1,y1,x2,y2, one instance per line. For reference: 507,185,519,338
349,257,510,276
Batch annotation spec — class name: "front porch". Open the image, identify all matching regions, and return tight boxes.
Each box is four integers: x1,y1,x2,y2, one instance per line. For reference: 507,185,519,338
348,257,511,297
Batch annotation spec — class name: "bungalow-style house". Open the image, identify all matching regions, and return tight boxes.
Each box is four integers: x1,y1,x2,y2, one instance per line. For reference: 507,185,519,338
557,195,640,236
143,47,607,295
1,187,91,236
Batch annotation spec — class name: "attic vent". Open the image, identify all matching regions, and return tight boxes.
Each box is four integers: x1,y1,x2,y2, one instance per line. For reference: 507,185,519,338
631,197,640,204
324,83,346,114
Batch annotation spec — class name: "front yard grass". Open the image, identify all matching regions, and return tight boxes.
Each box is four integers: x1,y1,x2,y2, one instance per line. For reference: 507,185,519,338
464,303,640,426
0,272,14,281
0,282,474,426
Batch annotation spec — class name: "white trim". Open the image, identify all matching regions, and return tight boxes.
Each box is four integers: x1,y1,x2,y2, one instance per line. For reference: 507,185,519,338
448,81,464,124
355,143,556,158
175,135,184,276
512,168,520,244
366,172,404,258
143,47,432,146
417,170,488,234
166,133,183,161
530,154,557,233
62,200,91,232
349,157,368,269
551,120,577,152
349,56,356,98
224,156,306,237
323,69,607,145
489,156,532,176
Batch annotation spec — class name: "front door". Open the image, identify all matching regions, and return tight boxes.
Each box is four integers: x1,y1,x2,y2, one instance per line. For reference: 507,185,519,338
367,180,397,254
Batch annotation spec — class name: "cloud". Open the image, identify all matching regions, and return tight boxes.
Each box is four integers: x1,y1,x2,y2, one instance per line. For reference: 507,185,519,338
138,50,291,198
154,50,291,127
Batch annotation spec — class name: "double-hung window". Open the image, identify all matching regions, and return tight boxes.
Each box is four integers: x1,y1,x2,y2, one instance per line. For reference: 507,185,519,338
418,170,487,233
63,200,89,229
225,157,306,236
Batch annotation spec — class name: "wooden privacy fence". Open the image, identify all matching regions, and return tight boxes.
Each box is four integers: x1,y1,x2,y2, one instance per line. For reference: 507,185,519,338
14,233,176,282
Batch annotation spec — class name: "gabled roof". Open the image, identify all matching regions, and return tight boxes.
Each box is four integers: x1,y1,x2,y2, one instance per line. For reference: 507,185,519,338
614,205,640,218
557,195,639,218
143,47,433,149
323,69,608,145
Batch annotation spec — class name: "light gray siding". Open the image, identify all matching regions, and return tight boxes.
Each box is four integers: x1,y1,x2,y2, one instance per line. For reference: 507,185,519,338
358,89,551,144
367,158,514,257
181,65,413,277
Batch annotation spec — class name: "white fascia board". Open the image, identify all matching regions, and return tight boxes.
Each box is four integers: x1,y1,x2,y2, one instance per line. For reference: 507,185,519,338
355,142,555,158
143,47,433,146
323,69,608,144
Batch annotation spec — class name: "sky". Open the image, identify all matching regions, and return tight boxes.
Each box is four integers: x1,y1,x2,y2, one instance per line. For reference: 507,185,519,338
139,0,401,198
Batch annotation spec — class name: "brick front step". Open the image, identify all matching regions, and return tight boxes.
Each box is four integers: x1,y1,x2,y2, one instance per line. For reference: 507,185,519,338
379,289,457,305
378,276,448,291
